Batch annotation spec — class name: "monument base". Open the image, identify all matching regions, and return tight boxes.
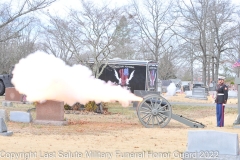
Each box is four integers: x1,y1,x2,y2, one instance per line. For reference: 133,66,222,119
33,120,68,126
233,124,240,129
189,96,208,100
2,100,32,107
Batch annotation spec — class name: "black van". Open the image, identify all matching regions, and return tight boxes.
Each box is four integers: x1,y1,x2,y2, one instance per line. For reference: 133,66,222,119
89,59,159,93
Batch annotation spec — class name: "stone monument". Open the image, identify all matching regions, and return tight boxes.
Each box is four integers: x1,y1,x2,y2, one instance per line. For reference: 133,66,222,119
185,130,239,159
5,87,23,102
233,77,240,128
0,118,13,136
34,100,67,125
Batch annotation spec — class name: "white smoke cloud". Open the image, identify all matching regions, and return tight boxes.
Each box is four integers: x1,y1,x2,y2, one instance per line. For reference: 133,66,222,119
11,51,142,106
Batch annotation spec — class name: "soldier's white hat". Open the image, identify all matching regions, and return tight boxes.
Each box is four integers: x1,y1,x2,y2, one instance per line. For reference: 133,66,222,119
218,76,225,80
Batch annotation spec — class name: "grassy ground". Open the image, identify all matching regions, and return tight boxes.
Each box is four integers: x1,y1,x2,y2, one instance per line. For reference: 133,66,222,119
0,98,237,135
0,103,237,135
0,95,239,160
0,95,238,122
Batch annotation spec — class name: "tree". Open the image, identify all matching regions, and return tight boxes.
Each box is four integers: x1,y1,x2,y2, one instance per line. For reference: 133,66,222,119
41,17,76,65
69,0,121,78
0,0,56,42
177,0,212,85
130,0,176,62
209,0,237,81
228,19,240,77
158,51,177,80
0,0,56,73
177,0,237,85
42,0,122,78
128,0,181,81
176,42,196,83
111,15,136,59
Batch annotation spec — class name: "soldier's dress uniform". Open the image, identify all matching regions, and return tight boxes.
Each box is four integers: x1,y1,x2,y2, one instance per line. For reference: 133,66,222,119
215,81,228,127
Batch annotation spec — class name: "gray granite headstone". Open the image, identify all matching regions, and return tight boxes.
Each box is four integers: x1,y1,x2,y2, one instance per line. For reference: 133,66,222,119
185,130,240,159
0,118,13,136
1,101,13,107
0,118,7,132
190,88,208,100
10,111,32,123
0,109,8,121
209,82,217,91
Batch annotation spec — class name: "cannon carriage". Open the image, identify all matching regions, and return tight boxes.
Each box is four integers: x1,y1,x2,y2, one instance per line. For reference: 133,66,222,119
136,93,205,128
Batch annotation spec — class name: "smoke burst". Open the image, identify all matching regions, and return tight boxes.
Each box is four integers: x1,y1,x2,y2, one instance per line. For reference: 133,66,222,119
11,51,142,106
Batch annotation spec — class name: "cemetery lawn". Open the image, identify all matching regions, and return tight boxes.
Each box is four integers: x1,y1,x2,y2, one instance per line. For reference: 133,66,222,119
0,94,239,160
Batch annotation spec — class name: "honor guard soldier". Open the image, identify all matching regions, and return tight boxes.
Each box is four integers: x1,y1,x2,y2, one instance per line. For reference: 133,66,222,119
215,76,228,127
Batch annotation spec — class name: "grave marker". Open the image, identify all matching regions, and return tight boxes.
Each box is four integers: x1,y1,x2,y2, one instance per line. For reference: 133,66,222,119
10,111,32,123
189,88,208,100
185,130,239,159
0,118,13,136
0,109,8,121
233,78,240,128
34,100,67,125
5,87,23,102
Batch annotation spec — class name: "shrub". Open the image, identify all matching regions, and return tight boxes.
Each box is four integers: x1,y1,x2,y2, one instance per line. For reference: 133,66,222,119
72,102,83,110
84,101,98,112
64,104,72,110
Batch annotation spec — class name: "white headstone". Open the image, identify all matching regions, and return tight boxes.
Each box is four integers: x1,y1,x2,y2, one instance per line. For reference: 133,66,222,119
187,130,239,156
10,111,32,123
228,90,238,98
166,83,176,96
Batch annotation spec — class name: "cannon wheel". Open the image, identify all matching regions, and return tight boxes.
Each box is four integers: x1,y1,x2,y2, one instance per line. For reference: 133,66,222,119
137,94,172,128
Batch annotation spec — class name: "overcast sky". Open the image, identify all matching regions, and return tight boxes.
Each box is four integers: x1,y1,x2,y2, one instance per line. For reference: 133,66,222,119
45,0,130,15
45,0,239,16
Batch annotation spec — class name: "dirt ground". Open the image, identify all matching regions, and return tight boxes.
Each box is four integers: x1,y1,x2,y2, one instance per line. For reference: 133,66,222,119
0,94,240,160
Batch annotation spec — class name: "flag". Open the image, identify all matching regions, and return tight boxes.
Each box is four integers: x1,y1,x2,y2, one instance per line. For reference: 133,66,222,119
233,59,240,68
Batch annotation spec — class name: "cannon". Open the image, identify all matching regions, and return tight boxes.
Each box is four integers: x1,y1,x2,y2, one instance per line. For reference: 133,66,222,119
89,59,205,128
136,93,205,128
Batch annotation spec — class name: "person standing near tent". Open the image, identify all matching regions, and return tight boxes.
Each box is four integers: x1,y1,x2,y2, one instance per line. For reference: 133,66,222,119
215,76,228,127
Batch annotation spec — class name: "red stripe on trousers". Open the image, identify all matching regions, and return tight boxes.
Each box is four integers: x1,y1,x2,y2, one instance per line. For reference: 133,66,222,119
221,104,224,126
